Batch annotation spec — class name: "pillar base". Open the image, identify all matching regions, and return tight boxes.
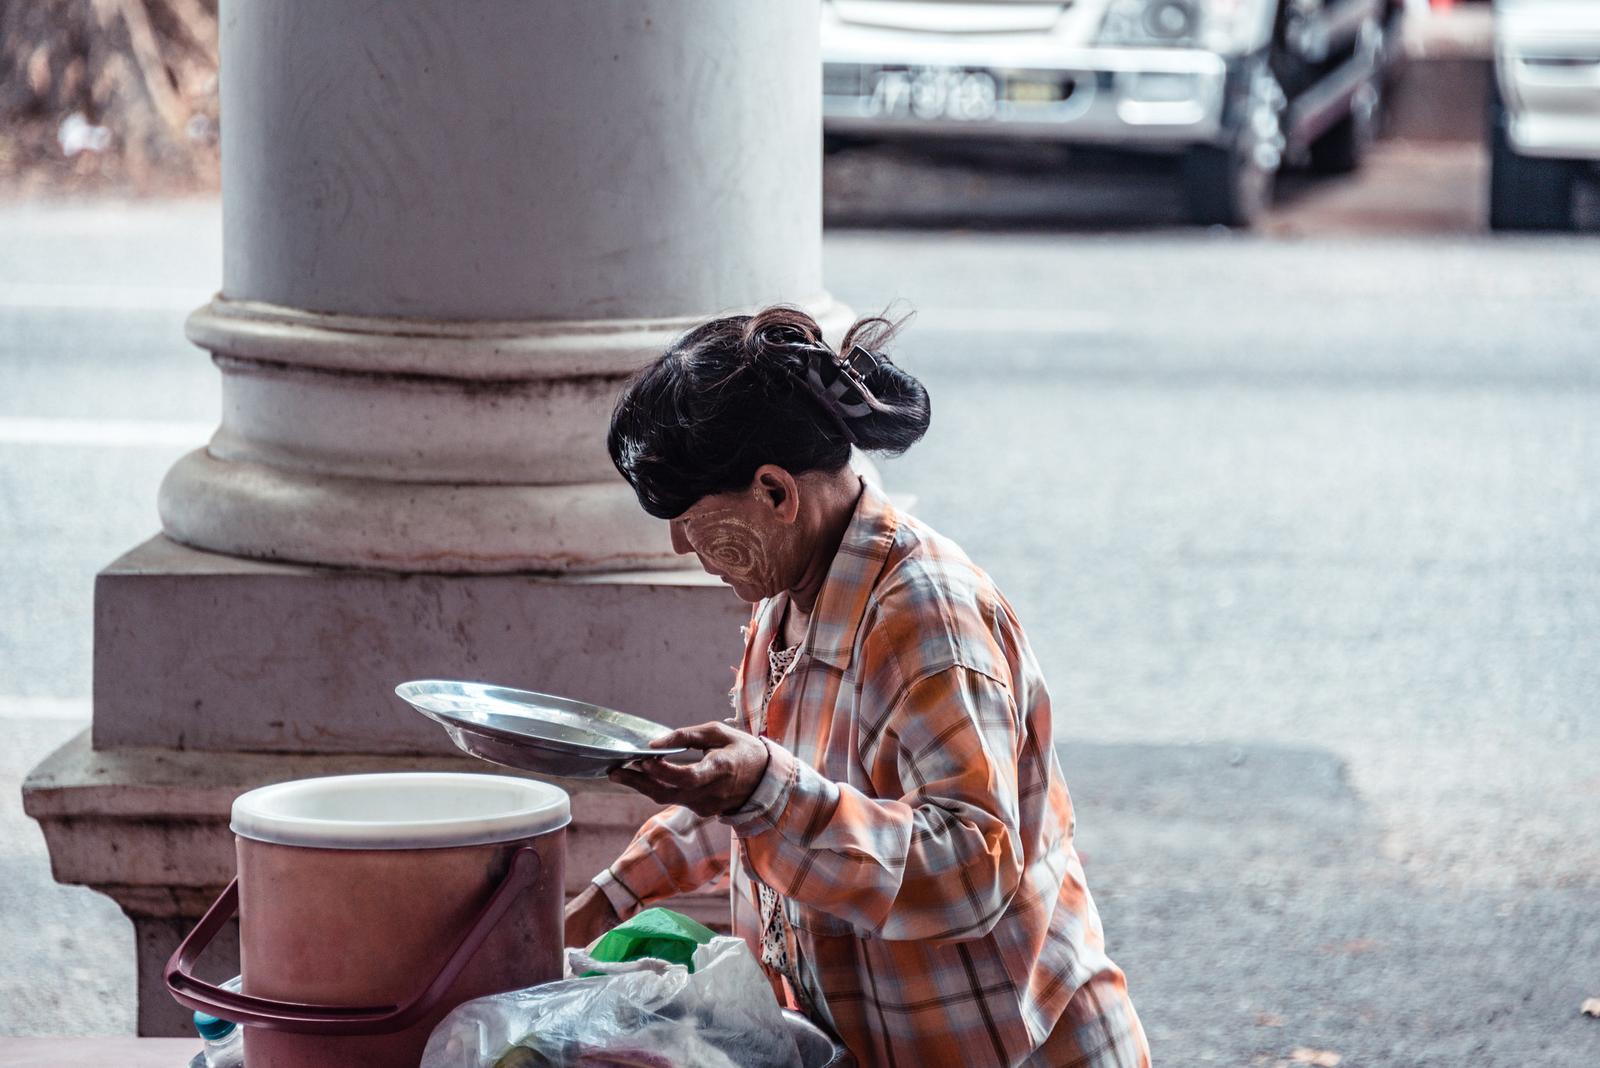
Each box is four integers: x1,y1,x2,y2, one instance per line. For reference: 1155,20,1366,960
26,535,751,1034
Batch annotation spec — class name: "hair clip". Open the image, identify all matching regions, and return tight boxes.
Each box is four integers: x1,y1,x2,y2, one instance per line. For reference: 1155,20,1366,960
806,344,880,420
841,344,881,388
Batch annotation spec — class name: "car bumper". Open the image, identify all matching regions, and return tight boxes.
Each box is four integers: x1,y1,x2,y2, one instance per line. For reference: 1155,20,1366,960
822,48,1231,148
1497,14,1600,160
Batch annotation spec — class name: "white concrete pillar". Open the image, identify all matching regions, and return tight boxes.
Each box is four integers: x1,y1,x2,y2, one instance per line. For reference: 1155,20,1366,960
160,0,846,572
29,1,844,1035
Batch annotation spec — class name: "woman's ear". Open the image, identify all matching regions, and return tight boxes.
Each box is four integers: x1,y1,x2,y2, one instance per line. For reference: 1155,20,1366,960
751,465,801,524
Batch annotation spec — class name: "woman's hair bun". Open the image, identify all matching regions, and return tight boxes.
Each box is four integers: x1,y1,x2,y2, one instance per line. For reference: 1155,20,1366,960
834,313,931,455
607,305,932,519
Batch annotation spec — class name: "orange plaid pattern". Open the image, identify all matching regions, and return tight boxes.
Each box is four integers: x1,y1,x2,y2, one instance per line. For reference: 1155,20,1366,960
595,482,1149,1067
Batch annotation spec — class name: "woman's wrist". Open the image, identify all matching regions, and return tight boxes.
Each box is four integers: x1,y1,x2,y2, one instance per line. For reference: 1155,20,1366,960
723,738,800,835
721,738,773,816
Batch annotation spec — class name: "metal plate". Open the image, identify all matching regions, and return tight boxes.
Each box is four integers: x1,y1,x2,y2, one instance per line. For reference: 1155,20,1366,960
395,680,685,779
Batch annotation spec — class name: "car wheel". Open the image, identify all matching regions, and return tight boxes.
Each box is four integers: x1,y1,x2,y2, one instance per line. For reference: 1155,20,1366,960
1183,63,1284,227
1489,99,1575,231
1183,144,1267,227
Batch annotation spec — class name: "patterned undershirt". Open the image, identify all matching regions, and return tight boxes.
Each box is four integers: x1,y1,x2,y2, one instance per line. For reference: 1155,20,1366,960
753,640,803,1003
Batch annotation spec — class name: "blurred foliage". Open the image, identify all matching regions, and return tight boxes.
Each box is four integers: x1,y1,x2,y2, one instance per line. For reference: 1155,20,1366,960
0,0,219,194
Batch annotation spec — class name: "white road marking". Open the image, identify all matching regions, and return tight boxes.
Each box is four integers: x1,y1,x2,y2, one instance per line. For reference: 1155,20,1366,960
0,696,91,722
0,417,213,448
0,282,208,311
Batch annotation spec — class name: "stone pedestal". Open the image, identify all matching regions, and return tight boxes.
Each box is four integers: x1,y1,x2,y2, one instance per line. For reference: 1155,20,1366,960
25,0,836,1036
90,537,750,754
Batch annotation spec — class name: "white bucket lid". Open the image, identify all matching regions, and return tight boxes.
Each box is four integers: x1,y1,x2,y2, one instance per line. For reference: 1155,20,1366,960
231,772,570,850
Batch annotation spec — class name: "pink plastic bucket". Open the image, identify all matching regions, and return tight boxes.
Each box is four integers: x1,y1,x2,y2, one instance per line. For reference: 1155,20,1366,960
167,772,569,1068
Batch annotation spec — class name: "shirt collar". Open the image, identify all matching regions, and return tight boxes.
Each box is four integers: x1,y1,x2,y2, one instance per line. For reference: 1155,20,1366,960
791,478,900,670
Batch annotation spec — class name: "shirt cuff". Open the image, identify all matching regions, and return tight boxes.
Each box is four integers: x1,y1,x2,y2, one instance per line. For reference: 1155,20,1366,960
722,737,798,837
592,866,643,921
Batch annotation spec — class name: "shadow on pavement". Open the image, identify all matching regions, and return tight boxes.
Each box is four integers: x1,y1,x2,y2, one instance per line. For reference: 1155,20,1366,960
1060,740,1598,1066
824,138,1514,238
824,141,1192,234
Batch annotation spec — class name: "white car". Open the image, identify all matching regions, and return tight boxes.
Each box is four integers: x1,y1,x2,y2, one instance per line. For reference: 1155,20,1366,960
1491,0,1600,230
821,0,1405,226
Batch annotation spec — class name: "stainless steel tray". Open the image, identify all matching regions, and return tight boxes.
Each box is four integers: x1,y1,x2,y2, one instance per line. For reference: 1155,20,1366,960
395,680,685,779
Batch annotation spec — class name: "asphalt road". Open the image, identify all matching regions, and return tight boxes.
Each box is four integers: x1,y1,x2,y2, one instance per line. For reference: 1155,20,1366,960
2,197,1598,1066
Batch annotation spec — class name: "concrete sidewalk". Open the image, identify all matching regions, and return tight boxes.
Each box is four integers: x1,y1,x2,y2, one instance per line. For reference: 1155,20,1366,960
0,1038,195,1067
1,717,134,1036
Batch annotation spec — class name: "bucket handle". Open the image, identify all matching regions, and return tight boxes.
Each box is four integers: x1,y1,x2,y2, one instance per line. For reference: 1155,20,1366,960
164,843,542,1035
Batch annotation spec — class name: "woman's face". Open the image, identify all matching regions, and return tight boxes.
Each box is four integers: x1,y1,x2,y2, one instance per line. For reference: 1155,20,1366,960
669,482,799,603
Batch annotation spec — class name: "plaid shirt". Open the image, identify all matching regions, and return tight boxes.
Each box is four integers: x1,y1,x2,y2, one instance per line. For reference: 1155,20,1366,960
595,482,1149,1068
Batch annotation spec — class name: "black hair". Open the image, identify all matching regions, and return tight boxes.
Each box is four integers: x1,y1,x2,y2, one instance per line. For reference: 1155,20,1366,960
607,305,931,519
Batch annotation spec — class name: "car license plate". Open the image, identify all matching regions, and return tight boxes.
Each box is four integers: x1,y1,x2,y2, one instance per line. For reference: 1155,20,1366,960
869,68,999,121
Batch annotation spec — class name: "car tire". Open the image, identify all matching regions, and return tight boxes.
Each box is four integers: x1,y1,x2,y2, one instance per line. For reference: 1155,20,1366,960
1183,61,1283,228
1489,100,1575,231
1183,143,1268,227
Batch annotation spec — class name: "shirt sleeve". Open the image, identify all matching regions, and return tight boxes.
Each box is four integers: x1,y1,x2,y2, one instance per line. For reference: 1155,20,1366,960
595,803,733,920
724,665,1025,943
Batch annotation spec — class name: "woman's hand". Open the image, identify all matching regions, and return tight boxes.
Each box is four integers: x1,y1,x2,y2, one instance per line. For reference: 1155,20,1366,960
564,883,619,950
608,721,771,819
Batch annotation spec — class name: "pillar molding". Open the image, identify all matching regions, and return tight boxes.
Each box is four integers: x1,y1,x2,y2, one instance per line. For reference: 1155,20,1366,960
159,292,853,573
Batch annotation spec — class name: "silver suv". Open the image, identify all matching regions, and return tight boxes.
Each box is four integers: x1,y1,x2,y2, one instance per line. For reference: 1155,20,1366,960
821,0,1403,226
1490,0,1600,230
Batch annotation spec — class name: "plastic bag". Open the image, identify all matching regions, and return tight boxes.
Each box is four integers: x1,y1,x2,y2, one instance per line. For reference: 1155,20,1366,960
421,937,804,1068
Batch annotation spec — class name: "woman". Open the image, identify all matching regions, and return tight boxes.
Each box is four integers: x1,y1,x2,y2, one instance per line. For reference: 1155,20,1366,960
565,306,1149,1068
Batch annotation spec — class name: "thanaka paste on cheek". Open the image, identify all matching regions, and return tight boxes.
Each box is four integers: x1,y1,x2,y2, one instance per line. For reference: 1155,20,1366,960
687,507,788,595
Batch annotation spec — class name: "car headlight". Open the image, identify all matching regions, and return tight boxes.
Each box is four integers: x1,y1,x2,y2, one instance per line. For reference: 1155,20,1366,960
1097,0,1275,56
1098,0,1201,47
